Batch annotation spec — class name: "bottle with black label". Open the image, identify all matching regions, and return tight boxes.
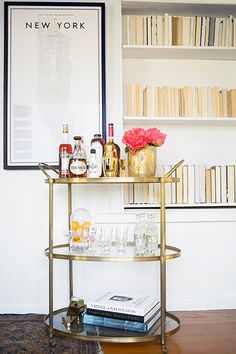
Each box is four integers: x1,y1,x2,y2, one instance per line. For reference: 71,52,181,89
69,136,87,178
88,149,99,178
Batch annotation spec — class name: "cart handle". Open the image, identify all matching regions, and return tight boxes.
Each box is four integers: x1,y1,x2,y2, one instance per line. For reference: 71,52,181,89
164,159,184,178
38,163,59,180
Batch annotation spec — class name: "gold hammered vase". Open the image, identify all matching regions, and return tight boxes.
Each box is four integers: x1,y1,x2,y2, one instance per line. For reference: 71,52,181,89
128,145,157,177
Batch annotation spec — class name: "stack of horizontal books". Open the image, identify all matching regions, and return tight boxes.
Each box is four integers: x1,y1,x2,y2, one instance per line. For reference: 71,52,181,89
83,292,160,333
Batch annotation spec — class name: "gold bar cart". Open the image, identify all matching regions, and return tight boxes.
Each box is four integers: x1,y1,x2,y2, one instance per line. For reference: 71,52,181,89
39,159,183,353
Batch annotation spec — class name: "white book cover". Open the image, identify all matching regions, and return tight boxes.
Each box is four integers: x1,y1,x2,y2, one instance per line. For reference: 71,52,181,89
87,292,159,316
194,165,200,203
182,165,188,204
164,13,169,46
214,166,221,203
168,15,172,46
143,16,148,46
156,15,163,46
227,165,235,203
171,165,176,204
199,164,206,203
176,165,183,204
147,16,152,46
153,182,160,204
221,165,227,203
151,15,157,46
148,183,154,204
211,168,216,203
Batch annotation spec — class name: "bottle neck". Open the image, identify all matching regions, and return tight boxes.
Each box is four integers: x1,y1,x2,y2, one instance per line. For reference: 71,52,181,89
62,132,68,143
108,124,114,141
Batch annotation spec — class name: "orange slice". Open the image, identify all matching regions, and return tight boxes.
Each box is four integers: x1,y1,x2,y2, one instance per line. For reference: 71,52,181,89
72,221,80,231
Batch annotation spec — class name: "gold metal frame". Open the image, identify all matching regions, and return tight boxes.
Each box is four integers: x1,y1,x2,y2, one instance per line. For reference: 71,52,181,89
44,308,180,343
39,159,184,351
44,243,181,262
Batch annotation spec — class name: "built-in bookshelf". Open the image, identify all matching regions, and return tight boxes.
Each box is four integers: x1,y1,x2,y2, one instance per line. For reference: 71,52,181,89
124,164,236,208
123,83,236,118
122,0,236,208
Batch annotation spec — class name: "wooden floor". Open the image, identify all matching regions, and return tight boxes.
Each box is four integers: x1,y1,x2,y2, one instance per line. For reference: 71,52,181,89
100,310,236,354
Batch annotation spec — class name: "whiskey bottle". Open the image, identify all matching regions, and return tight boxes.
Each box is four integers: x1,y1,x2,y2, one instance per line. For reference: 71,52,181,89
69,136,87,177
59,124,72,178
102,123,119,177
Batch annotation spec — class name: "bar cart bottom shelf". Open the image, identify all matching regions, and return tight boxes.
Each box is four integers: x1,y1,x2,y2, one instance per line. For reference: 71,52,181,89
45,308,180,343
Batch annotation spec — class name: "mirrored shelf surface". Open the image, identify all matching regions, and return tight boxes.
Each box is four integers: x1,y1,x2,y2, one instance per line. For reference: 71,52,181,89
45,308,180,343
45,243,181,262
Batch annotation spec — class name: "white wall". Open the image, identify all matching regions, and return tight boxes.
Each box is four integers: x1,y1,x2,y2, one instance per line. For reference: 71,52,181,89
0,0,236,314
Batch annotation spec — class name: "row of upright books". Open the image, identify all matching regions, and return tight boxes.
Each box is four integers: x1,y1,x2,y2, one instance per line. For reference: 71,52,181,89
123,84,236,118
124,164,236,206
123,14,236,47
83,292,160,333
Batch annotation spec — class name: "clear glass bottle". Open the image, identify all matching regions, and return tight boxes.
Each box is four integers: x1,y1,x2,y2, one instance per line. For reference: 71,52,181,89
102,123,119,177
134,214,146,256
91,133,105,177
145,214,158,255
69,136,87,177
88,148,99,178
59,124,72,178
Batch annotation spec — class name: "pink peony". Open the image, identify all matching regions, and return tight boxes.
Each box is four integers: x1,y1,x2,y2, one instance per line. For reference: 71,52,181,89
122,128,149,152
147,128,167,147
122,127,167,152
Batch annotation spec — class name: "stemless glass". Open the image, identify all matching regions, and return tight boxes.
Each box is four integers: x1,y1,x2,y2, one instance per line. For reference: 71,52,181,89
100,225,113,255
114,226,128,254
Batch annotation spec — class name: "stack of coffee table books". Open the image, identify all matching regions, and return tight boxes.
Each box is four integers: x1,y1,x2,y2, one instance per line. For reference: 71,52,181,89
83,292,160,333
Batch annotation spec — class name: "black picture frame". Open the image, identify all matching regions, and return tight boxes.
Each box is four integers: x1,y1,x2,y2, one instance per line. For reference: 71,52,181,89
4,1,106,169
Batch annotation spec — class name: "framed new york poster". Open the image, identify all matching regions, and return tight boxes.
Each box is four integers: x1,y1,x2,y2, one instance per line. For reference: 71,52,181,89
4,2,106,169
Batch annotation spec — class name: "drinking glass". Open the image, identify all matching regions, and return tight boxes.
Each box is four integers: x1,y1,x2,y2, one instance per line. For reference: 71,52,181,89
63,230,75,252
100,225,113,255
114,226,128,254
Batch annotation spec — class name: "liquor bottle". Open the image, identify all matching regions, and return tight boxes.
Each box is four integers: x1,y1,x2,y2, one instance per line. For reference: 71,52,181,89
102,123,119,177
145,214,158,255
59,124,72,178
91,134,105,177
69,136,87,177
134,214,146,256
88,149,99,178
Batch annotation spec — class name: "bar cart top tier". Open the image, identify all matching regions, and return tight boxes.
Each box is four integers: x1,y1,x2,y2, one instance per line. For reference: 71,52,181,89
39,159,184,184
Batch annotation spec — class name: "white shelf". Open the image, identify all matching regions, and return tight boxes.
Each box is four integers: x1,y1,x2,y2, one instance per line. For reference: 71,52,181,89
123,116,236,126
123,45,236,60
122,1,236,16
124,203,236,208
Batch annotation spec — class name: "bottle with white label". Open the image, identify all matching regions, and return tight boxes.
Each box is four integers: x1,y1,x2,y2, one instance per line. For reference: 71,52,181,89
88,149,99,178
91,134,105,177
69,136,87,177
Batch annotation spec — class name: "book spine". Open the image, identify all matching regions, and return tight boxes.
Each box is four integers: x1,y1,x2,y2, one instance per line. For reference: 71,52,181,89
86,308,144,322
83,314,151,332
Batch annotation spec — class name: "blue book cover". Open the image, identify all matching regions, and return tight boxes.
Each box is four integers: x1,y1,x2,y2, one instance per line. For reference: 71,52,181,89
82,309,160,333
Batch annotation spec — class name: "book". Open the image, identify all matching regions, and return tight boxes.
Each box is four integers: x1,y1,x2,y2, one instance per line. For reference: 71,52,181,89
83,308,161,333
86,292,159,317
227,165,235,203
86,301,160,323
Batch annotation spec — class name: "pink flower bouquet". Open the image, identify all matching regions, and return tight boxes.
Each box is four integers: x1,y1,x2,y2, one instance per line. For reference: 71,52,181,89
122,127,167,153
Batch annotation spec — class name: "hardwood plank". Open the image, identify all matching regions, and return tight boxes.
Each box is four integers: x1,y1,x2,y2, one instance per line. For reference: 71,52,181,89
101,310,236,354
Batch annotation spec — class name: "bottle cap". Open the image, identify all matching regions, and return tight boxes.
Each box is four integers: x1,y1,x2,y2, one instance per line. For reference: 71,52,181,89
62,124,69,133
90,149,96,154
94,134,102,138
74,136,83,141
